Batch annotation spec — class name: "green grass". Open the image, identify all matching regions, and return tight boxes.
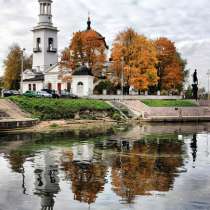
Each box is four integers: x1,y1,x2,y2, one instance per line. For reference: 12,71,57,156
10,96,114,120
141,99,197,107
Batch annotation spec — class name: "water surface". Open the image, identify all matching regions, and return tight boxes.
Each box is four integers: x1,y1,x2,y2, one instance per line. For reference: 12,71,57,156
0,124,210,210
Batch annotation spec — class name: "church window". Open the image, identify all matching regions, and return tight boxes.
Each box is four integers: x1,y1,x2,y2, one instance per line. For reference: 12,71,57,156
37,38,41,50
33,84,36,91
48,38,54,51
78,82,84,86
28,84,32,91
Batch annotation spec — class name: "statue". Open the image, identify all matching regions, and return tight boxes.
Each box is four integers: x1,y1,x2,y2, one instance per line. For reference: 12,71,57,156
192,69,198,100
193,69,198,84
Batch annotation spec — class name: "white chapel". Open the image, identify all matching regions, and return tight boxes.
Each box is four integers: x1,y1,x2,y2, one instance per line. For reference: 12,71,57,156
22,0,108,97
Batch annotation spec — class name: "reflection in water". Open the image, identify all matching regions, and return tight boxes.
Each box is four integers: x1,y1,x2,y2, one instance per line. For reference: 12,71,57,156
34,151,60,210
2,125,210,210
6,151,28,194
111,139,184,203
62,144,107,204
191,134,198,163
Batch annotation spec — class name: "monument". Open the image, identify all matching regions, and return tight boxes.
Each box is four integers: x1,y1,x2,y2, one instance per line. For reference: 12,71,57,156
192,69,198,100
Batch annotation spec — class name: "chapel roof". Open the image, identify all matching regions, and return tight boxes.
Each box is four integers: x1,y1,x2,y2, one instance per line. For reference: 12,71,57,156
23,74,44,82
72,65,93,76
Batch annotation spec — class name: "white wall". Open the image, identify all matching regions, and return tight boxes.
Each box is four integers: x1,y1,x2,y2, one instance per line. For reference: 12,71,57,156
44,72,68,92
22,82,44,93
71,75,94,97
32,28,58,72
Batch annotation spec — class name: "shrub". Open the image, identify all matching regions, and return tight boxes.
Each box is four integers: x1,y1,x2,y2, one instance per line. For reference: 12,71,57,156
94,80,115,94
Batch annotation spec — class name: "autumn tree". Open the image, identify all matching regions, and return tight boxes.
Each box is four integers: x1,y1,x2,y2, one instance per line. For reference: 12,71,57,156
111,28,159,92
61,19,108,77
3,44,32,90
155,37,187,92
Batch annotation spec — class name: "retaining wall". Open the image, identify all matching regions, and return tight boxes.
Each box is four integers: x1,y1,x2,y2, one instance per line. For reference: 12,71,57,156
88,95,182,100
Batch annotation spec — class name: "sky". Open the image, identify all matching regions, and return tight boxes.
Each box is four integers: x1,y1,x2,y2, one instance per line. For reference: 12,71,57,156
0,0,210,88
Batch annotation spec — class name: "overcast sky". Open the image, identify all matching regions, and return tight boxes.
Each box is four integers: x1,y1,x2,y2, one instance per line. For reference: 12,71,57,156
0,0,210,88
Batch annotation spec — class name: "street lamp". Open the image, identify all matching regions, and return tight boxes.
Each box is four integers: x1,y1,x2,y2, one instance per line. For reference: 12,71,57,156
207,70,210,100
20,48,26,94
121,57,124,96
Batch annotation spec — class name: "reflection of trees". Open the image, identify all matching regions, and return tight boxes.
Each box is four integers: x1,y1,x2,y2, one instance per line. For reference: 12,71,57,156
7,151,26,173
6,151,28,194
61,151,107,204
111,140,184,203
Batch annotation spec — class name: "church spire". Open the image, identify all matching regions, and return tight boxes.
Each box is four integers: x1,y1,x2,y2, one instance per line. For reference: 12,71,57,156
87,12,91,30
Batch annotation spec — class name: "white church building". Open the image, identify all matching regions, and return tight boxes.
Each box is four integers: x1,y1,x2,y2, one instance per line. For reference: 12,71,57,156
22,0,94,97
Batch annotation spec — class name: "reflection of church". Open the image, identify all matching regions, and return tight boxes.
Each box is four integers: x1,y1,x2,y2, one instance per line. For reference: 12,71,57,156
22,0,108,97
34,150,60,210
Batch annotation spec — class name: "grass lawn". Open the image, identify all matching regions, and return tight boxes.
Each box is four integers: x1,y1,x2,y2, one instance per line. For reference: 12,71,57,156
141,99,197,107
10,96,114,120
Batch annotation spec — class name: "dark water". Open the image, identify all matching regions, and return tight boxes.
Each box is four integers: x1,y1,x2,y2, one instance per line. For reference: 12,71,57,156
1,124,210,210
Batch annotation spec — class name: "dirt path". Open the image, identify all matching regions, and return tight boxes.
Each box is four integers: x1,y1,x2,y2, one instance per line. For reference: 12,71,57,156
0,99,31,120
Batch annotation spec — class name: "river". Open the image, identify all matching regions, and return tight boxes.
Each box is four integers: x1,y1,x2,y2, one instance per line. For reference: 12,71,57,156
0,123,210,210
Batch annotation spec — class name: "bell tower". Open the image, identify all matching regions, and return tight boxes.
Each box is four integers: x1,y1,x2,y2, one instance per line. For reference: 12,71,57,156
32,0,58,72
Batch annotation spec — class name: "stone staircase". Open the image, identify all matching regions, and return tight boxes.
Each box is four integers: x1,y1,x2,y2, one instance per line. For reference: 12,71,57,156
110,99,210,122
118,100,150,118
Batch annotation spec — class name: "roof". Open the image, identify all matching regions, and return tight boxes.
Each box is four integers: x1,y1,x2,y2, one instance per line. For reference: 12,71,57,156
83,17,109,49
39,0,52,3
23,74,44,82
72,66,93,76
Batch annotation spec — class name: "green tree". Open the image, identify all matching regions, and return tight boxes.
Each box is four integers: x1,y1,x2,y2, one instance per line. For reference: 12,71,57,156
3,44,32,90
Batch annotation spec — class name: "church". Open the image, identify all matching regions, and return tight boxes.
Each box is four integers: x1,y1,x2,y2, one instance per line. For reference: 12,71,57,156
22,0,108,97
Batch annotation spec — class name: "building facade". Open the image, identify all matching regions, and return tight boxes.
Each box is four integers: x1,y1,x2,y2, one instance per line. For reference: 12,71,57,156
22,0,70,94
22,0,107,96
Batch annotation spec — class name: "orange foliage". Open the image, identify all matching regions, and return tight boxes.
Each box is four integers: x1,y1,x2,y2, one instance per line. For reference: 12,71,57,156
111,28,159,91
162,55,184,90
155,37,185,91
61,29,107,77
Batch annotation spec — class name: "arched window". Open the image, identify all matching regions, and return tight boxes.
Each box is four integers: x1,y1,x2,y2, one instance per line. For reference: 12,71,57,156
78,82,84,86
48,38,53,50
33,84,36,91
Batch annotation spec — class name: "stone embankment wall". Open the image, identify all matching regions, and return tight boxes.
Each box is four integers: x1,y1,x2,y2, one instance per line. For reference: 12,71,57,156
88,95,182,100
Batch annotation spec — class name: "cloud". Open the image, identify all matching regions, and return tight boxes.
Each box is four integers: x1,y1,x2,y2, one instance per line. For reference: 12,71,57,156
0,0,210,89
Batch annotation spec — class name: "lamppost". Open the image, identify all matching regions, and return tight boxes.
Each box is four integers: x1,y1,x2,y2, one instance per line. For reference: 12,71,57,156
121,57,124,96
207,70,210,100
20,48,26,94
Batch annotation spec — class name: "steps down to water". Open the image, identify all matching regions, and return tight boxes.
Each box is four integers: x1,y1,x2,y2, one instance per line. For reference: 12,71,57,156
111,100,210,122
